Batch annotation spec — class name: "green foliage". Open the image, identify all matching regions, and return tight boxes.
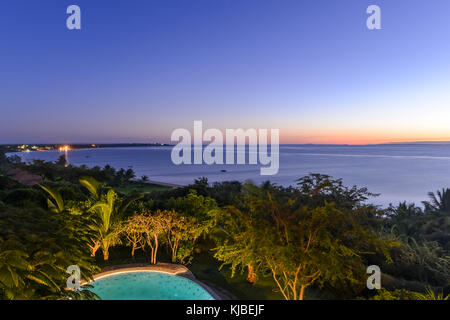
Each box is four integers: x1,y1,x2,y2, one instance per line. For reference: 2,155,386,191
56,154,67,167
80,177,140,260
383,238,450,285
167,190,218,219
211,177,398,300
39,184,65,213
39,176,141,261
369,288,423,300
370,287,450,300
2,188,46,208
159,210,207,264
25,159,136,188
3,155,450,301
423,188,450,214
0,207,98,299
295,174,380,211
0,150,8,168
416,287,450,300
383,198,450,286
79,176,101,200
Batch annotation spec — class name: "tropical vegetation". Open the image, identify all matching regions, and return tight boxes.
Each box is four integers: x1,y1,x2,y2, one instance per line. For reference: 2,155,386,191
1,151,449,300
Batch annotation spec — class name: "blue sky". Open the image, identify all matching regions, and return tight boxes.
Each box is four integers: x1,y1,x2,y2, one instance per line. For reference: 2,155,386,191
1,0,450,144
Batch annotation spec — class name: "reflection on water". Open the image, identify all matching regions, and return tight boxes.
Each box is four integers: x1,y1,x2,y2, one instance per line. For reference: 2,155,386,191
13,144,450,207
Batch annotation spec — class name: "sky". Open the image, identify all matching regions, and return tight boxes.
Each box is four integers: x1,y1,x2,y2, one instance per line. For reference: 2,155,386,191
1,0,450,145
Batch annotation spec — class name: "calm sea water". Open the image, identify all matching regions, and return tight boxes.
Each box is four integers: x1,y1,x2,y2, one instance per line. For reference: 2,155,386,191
13,144,450,207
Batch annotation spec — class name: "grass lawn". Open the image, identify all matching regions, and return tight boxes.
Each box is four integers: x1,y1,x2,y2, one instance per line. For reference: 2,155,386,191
187,252,282,300
115,181,171,195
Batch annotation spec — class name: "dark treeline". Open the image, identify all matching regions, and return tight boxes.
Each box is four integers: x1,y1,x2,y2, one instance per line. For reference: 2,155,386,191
0,151,449,300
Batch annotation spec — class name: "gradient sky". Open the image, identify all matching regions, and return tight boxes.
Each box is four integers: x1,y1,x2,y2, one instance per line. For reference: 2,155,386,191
1,0,450,144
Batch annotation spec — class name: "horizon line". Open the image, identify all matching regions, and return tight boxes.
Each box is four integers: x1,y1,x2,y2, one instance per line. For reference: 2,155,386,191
3,141,450,147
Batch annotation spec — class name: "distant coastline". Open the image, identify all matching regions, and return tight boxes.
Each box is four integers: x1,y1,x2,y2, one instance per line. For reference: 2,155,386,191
2,141,450,154
387,141,450,145
0,143,173,153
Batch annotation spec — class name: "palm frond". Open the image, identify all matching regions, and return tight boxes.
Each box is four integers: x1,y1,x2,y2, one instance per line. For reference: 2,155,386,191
79,176,101,199
39,184,64,213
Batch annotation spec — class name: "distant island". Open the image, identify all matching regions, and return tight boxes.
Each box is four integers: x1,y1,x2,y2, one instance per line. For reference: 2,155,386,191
388,141,450,145
0,143,173,153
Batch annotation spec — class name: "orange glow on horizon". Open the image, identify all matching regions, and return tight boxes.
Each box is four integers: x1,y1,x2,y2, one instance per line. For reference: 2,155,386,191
279,128,450,145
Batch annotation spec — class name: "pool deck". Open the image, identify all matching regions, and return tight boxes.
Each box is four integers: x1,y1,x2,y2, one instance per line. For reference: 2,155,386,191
84,263,224,300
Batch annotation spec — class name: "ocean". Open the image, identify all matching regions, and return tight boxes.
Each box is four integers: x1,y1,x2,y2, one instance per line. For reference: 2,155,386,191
12,144,450,207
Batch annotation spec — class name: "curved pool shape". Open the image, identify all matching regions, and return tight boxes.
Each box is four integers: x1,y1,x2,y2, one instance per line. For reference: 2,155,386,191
88,272,214,300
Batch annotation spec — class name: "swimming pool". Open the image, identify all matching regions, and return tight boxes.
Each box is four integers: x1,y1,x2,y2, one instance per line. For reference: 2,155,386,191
87,271,215,300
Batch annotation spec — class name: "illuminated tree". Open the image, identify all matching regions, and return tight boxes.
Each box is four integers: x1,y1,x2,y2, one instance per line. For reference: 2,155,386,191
159,210,205,264
212,180,397,300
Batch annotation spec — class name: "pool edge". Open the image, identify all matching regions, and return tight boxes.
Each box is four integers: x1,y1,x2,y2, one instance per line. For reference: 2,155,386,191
82,263,223,300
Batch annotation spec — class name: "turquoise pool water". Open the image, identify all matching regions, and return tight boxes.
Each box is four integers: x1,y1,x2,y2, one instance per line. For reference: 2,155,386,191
88,272,214,300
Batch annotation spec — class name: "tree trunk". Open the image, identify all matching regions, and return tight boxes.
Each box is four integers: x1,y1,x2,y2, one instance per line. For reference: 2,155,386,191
247,264,257,283
89,239,100,257
153,234,158,264
171,242,178,263
299,285,306,300
102,242,109,261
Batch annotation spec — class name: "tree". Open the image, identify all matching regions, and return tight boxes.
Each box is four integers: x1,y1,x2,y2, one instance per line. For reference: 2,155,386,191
56,154,67,167
122,215,146,259
421,189,450,246
212,180,397,299
423,188,450,214
123,211,164,264
85,190,121,260
143,211,165,264
386,202,424,239
79,176,141,260
167,190,218,219
209,206,262,283
296,173,378,210
125,168,135,181
159,210,204,264
0,150,9,168
264,203,396,300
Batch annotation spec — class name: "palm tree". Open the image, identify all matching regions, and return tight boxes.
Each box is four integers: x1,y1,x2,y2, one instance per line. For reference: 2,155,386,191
423,188,450,214
388,202,423,240
88,189,122,260
80,176,142,260
422,189,450,241
416,287,450,300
